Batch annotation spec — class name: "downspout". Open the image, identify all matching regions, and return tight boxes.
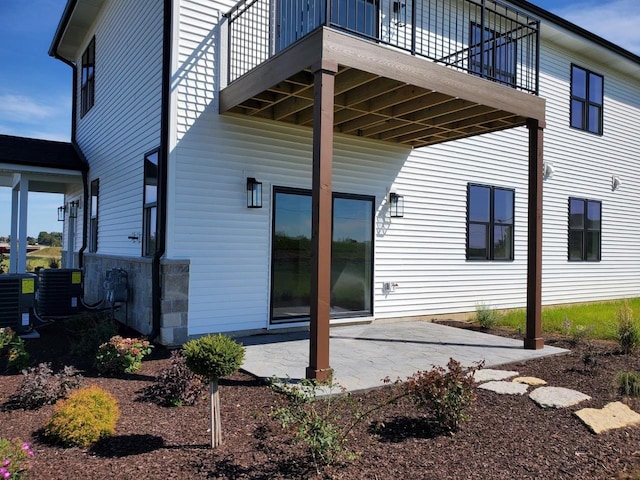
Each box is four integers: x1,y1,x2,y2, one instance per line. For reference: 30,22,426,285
50,38,88,267
149,0,173,341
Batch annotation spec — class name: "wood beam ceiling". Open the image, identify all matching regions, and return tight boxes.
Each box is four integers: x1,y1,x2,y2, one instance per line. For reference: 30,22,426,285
226,58,532,147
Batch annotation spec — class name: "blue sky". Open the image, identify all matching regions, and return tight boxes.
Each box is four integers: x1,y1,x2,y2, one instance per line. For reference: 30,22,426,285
0,0,639,237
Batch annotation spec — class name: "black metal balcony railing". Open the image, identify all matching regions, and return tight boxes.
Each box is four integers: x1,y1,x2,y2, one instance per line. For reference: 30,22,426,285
225,0,540,95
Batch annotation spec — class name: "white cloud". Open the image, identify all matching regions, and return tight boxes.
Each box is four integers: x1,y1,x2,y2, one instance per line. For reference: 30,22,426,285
551,0,640,55
0,94,57,123
0,93,71,140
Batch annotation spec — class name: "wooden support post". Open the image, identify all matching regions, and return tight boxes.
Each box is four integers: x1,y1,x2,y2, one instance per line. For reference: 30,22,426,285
525,118,544,350
306,59,338,382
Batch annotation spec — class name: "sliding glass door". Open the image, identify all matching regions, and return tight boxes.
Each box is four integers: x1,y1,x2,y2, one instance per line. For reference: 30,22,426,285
271,187,374,322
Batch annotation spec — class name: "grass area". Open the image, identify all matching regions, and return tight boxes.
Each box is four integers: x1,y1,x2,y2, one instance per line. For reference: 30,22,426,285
498,298,640,341
30,246,62,258
0,247,62,272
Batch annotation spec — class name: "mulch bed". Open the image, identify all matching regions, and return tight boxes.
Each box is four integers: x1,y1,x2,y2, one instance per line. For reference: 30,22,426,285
2,321,640,479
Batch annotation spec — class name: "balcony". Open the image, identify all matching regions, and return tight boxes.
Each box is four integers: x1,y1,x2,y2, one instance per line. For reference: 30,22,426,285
220,0,545,147
219,0,547,377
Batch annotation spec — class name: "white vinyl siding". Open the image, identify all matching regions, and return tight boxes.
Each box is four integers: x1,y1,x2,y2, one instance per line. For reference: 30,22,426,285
75,0,164,257
538,38,640,303
170,0,640,336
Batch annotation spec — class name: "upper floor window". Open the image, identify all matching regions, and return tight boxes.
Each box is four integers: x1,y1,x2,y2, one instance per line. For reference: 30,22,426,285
570,65,603,135
467,184,514,261
143,150,159,256
81,37,95,117
470,23,516,87
89,179,99,252
568,197,601,261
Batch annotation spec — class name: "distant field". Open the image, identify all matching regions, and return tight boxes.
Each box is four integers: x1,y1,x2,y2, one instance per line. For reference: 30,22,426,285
1,246,62,272
29,246,62,258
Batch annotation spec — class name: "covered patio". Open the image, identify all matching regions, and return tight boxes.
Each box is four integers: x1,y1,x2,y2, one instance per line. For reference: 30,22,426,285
0,134,86,272
238,321,567,392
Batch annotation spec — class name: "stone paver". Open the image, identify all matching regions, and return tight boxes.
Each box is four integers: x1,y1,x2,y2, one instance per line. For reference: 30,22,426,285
513,376,547,386
238,321,568,393
529,386,591,408
473,369,519,383
575,402,640,434
478,381,529,395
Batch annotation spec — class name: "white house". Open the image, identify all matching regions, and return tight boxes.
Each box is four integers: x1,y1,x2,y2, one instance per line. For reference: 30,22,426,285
48,0,640,379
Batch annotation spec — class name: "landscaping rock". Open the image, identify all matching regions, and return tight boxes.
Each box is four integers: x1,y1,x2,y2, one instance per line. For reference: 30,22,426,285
529,386,591,408
513,376,547,386
473,369,519,383
478,381,529,395
575,402,640,434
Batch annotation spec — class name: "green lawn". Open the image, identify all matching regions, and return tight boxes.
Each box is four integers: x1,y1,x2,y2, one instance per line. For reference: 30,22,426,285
498,298,640,341
0,247,62,272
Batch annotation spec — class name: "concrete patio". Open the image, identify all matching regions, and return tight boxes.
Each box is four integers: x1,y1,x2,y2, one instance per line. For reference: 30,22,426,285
237,320,568,392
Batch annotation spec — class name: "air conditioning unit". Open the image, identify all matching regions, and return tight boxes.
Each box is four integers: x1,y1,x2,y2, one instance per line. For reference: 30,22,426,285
0,273,36,334
36,268,83,317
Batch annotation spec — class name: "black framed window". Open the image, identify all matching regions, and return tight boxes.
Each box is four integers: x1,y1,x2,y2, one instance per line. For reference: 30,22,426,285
143,150,159,256
81,37,95,117
270,187,374,322
568,198,601,261
470,23,516,86
467,184,514,261
89,179,99,253
570,65,603,135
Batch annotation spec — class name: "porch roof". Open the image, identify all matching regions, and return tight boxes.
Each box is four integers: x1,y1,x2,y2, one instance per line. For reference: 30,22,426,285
0,135,85,193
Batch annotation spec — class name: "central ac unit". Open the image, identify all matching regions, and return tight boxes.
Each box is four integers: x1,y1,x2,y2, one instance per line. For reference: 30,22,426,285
0,273,36,334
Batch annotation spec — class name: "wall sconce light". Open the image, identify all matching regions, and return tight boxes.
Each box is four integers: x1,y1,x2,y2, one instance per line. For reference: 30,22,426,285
612,175,622,191
392,0,406,26
389,192,404,218
543,162,555,179
247,177,262,208
58,201,80,221
69,200,79,219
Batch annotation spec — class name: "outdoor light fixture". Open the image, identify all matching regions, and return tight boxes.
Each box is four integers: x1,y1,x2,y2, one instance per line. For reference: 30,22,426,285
58,201,80,221
612,175,622,191
389,192,404,218
247,177,262,208
392,1,406,26
69,200,79,219
543,162,555,179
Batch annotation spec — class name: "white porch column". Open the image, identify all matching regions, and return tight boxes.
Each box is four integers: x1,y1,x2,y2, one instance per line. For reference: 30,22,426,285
9,182,19,273
18,177,29,273
10,175,29,273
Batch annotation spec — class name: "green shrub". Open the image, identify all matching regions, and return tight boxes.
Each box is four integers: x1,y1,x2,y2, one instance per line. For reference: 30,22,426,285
562,317,594,346
144,350,206,407
0,327,15,351
475,303,501,329
44,386,120,448
7,337,30,372
95,336,152,374
11,363,83,410
182,334,245,448
270,376,356,465
182,334,245,380
404,358,479,433
0,438,34,479
617,371,640,398
64,312,118,357
617,301,640,354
